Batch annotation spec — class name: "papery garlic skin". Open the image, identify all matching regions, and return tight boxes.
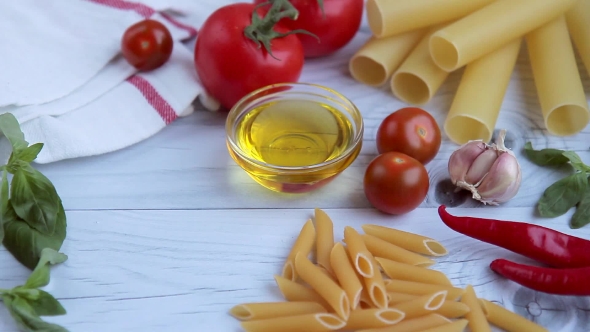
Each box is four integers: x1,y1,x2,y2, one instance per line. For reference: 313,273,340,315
448,130,521,205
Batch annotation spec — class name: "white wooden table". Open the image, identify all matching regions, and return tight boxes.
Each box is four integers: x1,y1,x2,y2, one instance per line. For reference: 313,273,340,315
1,17,590,332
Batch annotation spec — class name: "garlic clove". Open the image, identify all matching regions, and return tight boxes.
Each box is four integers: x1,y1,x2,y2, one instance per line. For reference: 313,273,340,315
448,140,487,185
465,149,498,185
476,152,522,205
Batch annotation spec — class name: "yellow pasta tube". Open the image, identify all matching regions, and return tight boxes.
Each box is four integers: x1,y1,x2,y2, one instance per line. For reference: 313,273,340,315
444,38,522,144
344,226,376,277
330,242,363,310
479,299,548,332
240,312,345,332
461,285,491,332
527,15,590,136
229,301,327,321
359,288,376,309
294,253,350,320
434,301,471,319
361,234,436,267
314,208,334,274
343,308,405,330
282,219,315,281
376,257,452,286
384,279,465,301
362,261,388,309
365,0,493,38
429,0,578,72
356,313,451,332
391,24,451,105
390,291,447,320
566,0,590,76
420,319,469,332
274,275,330,309
362,224,448,257
349,29,426,87
387,292,419,305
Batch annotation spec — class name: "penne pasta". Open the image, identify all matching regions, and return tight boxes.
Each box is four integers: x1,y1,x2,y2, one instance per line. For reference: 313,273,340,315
420,319,469,332
330,242,363,310
390,291,447,320
365,0,493,38
359,288,376,310
294,253,350,320
376,257,452,286
566,0,590,77
384,279,465,301
361,234,436,267
362,261,388,309
434,301,471,319
274,275,330,309
344,226,376,277
461,285,491,332
429,0,578,72
283,219,316,281
356,313,451,332
229,301,327,321
387,292,419,305
314,208,334,274
361,225,447,257
444,38,522,144
349,29,426,87
526,15,589,136
240,312,345,332
479,299,548,332
343,308,405,330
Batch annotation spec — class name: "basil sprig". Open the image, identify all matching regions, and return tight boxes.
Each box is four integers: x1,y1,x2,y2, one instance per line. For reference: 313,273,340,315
0,113,69,331
524,142,590,229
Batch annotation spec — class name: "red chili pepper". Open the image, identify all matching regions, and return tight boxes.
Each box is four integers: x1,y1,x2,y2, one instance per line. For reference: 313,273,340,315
437,205,590,268
490,259,590,295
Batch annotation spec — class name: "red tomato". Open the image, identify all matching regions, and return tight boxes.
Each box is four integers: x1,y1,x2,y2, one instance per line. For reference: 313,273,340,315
194,3,305,110
364,152,429,215
376,107,442,165
254,0,364,58
121,19,173,71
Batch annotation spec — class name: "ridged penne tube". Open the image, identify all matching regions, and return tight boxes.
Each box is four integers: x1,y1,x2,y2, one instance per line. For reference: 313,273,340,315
274,275,330,309
314,208,334,273
444,38,522,144
295,253,350,320
361,234,436,267
526,15,589,136
479,299,549,332
343,308,405,330
344,227,375,277
359,290,375,310
376,257,452,286
387,292,419,305
283,219,316,281
566,0,590,76
365,0,493,38
362,261,388,309
461,285,491,332
429,0,578,72
330,243,363,310
240,312,345,332
420,319,469,332
390,291,447,320
362,225,448,257
384,279,465,301
229,301,327,321
434,301,471,319
356,313,451,332
349,29,426,87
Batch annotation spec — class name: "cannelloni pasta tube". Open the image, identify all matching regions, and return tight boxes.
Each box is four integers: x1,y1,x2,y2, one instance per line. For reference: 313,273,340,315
566,0,590,77
361,224,447,257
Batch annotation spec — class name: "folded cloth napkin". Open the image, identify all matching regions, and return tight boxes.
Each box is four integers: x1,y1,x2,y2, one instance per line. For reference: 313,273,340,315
0,0,203,164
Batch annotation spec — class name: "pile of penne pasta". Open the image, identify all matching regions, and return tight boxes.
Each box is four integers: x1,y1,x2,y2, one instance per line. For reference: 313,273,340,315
229,208,548,332
349,0,590,144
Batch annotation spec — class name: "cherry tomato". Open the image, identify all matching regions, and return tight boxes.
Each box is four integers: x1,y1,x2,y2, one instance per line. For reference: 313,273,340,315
376,107,442,165
121,19,173,71
194,3,305,110
254,0,364,58
364,152,429,215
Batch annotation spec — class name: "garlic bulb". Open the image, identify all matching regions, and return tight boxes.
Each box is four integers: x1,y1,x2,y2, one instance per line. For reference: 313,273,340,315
448,130,521,205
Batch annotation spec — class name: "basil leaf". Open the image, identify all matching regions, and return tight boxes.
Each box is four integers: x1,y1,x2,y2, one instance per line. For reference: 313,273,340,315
0,170,7,244
571,181,590,229
12,288,41,300
10,165,60,235
0,113,28,154
523,142,569,166
10,296,68,331
538,172,588,218
3,200,67,270
25,290,66,317
25,249,68,289
17,143,44,163
3,294,29,331
562,151,590,172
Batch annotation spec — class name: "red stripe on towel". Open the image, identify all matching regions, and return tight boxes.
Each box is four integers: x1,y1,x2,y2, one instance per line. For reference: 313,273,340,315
127,76,178,125
87,0,155,18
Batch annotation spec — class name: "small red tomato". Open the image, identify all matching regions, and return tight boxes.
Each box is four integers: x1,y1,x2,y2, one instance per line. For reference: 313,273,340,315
364,152,429,215
121,19,173,71
376,107,442,164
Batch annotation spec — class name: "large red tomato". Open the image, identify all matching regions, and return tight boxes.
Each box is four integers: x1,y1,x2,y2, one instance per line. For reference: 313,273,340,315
194,3,305,110
376,107,442,165
364,152,430,215
121,19,173,71
254,0,364,58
